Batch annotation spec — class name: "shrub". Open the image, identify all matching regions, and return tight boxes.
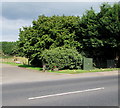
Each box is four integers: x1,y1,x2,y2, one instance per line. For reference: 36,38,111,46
41,47,83,70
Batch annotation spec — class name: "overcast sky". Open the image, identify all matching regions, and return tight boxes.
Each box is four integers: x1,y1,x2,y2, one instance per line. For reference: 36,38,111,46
1,1,119,42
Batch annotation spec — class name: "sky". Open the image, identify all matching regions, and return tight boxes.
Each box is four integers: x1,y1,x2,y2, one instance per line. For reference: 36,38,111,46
1,0,119,42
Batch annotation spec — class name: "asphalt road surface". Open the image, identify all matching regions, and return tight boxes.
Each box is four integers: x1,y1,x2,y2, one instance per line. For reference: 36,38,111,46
2,75,118,106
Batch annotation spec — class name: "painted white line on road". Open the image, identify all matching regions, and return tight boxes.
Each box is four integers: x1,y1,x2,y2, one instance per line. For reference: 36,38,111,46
28,87,104,100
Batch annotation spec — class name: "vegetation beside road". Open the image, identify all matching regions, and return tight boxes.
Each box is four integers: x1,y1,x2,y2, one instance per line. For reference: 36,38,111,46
0,42,16,56
1,3,120,71
15,3,120,69
1,62,42,71
48,68,119,74
1,62,119,74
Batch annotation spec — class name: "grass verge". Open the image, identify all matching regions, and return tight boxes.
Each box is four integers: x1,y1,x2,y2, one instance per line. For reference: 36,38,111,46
1,62,119,74
1,62,42,71
48,68,119,74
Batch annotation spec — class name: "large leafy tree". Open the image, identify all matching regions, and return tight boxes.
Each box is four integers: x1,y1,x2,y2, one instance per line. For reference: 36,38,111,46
77,3,120,67
17,15,81,66
78,8,103,57
97,3,120,67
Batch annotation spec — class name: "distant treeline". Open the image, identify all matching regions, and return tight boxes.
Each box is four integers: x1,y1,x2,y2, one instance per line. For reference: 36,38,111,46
0,41,16,56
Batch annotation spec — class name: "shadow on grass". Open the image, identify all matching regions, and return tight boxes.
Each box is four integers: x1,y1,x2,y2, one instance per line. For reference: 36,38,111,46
18,64,43,71
18,64,33,68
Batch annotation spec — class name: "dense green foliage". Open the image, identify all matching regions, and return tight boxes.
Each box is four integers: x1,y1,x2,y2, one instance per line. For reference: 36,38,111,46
41,47,83,70
16,3,120,68
16,15,81,66
0,42,16,56
81,3,120,67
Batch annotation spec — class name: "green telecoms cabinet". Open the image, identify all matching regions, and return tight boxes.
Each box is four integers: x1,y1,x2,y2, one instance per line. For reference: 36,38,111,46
107,60,115,68
83,58,93,70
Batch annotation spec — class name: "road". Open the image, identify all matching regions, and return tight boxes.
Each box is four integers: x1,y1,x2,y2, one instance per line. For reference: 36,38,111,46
2,75,118,106
1,63,118,84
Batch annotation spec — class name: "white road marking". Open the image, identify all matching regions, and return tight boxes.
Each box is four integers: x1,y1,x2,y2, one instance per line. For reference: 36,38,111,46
28,87,104,100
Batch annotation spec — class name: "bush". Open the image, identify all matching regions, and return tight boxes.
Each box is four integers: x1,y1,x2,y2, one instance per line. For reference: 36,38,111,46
41,47,83,70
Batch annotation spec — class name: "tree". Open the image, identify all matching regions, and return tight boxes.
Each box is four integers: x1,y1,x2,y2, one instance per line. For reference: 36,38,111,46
77,3,120,67
78,8,103,58
97,3,120,67
17,15,81,66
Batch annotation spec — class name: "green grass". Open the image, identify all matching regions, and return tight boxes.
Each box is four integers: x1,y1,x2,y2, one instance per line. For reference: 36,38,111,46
48,68,119,74
0,55,13,59
1,62,119,74
19,65,42,71
1,62,43,71
1,62,22,66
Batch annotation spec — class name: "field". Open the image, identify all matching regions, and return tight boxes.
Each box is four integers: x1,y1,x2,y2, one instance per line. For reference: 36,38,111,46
1,56,28,65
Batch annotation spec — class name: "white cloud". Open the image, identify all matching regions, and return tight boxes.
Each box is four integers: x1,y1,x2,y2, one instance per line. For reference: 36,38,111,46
1,0,119,2
2,34,18,42
2,17,32,41
2,17,32,30
1,1,118,41
0,3,2,41
0,20,2,42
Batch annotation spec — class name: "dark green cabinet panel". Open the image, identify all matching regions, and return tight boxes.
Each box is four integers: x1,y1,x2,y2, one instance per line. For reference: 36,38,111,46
83,58,93,70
